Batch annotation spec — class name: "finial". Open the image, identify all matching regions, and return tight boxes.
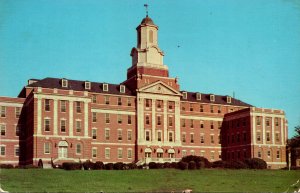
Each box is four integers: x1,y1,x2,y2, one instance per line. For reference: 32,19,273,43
144,4,149,17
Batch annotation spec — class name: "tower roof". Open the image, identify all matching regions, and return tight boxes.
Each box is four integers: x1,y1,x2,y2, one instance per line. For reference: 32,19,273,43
140,16,155,25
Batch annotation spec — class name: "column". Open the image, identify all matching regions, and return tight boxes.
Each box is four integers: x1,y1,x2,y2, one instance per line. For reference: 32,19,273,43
53,99,58,135
84,102,89,137
37,97,42,135
262,115,265,145
163,100,167,142
280,118,284,145
69,101,73,136
151,99,156,141
271,116,275,144
137,96,144,143
175,101,181,143
252,115,256,145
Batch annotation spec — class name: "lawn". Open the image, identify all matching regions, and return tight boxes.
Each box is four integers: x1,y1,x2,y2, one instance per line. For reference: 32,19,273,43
1,169,299,192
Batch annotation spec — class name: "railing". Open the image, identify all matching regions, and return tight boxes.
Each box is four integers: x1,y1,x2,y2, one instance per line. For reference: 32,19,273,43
142,158,181,163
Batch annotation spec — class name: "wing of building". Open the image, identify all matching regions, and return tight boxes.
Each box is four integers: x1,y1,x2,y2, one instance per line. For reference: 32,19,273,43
0,15,288,169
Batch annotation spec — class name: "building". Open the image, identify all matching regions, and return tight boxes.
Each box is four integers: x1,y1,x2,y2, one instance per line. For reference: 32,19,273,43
0,15,288,169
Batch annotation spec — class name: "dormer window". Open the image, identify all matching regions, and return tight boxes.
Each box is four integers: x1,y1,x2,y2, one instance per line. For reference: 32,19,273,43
62,79,68,88
103,83,108,92
120,85,125,93
227,96,232,103
182,92,187,99
85,81,91,90
210,94,215,102
196,93,201,100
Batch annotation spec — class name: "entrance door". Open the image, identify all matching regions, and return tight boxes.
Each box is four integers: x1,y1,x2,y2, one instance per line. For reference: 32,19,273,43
58,147,68,158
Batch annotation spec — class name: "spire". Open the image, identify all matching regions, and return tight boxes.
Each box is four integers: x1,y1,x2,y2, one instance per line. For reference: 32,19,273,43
144,4,149,17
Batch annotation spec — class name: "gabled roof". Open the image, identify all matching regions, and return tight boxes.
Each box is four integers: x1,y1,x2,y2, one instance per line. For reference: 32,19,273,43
180,91,252,107
26,77,134,96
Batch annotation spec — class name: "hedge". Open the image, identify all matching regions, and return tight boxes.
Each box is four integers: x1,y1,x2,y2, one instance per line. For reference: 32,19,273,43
245,158,267,169
62,162,82,170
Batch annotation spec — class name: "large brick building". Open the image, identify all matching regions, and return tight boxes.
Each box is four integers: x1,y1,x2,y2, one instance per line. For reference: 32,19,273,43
0,15,288,169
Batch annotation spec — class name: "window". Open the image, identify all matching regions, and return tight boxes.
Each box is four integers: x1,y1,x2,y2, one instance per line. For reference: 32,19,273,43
258,151,261,158
168,116,173,127
76,120,81,132
257,132,261,141
210,135,214,143
118,148,123,159
60,119,66,132
182,150,187,157
275,133,280,142
92,112,97,122
210,95,215,102
191,150,195,156
181,103,186,111
210,151,215,160
200,151,205,157
127,130,132,141
267,150,271,157
127,98,132,106
196,93,201,100
15,146,19,157
118,114,122,124
127,149,132,159
276,150,280,159
157,131,162,142
92,148,97,158
275,118,279,126
200,121,204,128
182,119,186,127
146,115,150,125
45,99,50,111
190,104,194,111
62,79,68,87
120,85,125,93
182,92,187,99
210,105,214,113
210,121,214,129
85,81,91,89
60,100,66,112
127,115,132,124
256,117,261,126
0,146,5,156
105,96,110,105
1,106,6,117
218,106,221,114
227,96,232,103
182,133,186,143
200,134,204,143
266,132,270,142
76,144,82,154
169,132,173,142
145,99,151,108
118,97,122,106
103,83,108,91
190,120,194,128
76,102,81,113
1,125,6,136
190,133,194,143
157,116,161,126
157,100,162,109
218,135,221,144
200,105,204,112
15,107,21,118
92,129,97,139
15,125,20,136
218,121,222,129
105,148,110,159
168,101,174,110
105,129,110,140
44,119,50,131
118,129,122,141
92,95,97,103
44,142,50,154
105,113,110,124
145,131,150,141
266,118,270,127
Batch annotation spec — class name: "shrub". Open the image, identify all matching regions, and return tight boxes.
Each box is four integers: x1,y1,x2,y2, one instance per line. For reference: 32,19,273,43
113,162,124,170
177,161,188,170
0,164,14,169
83,160,94,170
170,162,178,169
62,162,82,170
94,161,104,170
148,162,157,169
188,161,196,170
38,159,43,168
212,160,227,168
105,163,114,170
127,163,137,170
245,158,267,169
163,162,171,168
181,155,211,168
156,163,164,169
227,160,248,169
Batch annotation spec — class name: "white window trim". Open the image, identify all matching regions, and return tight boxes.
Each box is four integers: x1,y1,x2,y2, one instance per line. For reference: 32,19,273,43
0,145,6,156
227,96,232,103
62,79,68,88
105,148,110,159
92,147,97,158
118,148,123,159
44,142,51,154
196,93,201,100
120,85,125,93
182,92,187,99
76,144,82,155
210,95,215,102
85,81,91,90
103,83,108,91
127,148,133,159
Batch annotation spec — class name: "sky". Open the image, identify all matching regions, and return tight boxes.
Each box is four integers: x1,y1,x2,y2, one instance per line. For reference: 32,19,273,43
0,0,299,138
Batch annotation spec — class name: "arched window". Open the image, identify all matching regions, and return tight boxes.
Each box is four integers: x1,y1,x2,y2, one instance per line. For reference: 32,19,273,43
149,30,153,43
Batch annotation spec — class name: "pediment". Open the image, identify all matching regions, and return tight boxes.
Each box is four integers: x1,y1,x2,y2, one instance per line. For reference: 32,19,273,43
138,81,181,96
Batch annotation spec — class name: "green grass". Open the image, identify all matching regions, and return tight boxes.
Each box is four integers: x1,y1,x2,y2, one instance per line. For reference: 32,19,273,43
1,169,299,192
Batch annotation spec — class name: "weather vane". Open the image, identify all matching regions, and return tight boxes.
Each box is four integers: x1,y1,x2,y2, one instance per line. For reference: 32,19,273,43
144,4,149,17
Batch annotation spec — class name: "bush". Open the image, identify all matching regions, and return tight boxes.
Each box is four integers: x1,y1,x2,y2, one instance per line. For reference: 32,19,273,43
148,162,157,169
188,161,196,170
113,162,124,170
227,160,248,169
156,163,164,169
94,161,104,170
163,162,171,168
245,158,267,169
0,164,14,169
181,155,211,168
83,160,94,170
170,162,178,169
177,161,188,170
62,162,82,170
105,163,114,170
212,160,227,168
38,159,43,168
127,163,137,170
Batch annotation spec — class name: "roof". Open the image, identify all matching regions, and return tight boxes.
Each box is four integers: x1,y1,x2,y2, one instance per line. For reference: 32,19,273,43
26,78,134,96
140,16,155,25
180,91,252,107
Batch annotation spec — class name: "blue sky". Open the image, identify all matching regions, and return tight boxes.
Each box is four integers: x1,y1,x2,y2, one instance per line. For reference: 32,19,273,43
1,0,299,137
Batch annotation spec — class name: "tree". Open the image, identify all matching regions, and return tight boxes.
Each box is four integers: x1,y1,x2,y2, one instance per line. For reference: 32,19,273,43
288,125,300,148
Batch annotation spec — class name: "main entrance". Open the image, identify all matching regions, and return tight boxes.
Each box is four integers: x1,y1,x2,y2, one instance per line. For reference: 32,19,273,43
58,141,68,158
